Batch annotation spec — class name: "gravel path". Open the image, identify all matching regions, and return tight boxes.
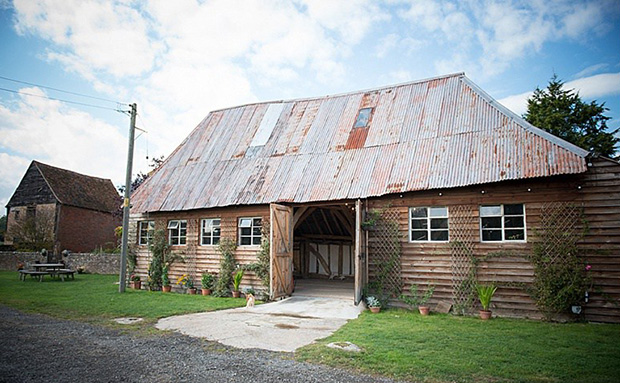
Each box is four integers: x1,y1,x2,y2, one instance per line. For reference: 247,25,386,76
0,305,403,383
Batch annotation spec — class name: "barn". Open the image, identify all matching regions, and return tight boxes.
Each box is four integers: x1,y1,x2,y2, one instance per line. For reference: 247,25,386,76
129,73,619,322
6,161,121,253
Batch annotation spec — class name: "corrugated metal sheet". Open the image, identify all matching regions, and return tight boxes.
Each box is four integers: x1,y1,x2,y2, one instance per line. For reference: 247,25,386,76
131,73,589,213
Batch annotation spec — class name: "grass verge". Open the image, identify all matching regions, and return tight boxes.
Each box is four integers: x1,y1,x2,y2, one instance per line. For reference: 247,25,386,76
296,309,620,383
0,271,246,328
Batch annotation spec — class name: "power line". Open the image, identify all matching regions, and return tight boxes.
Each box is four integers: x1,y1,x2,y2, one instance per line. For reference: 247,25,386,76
0,86,128,113
0,74,125,105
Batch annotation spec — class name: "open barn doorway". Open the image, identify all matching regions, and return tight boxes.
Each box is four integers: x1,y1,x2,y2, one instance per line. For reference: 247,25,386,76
291,203,359,300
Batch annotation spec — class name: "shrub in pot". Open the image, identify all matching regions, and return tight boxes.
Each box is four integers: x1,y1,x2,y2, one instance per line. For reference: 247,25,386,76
476,283,498,320
366,296,382,313
400,283,435,315
201,272,214,296
232,269,244,298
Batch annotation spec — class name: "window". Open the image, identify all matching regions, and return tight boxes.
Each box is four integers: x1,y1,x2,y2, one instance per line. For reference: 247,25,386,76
167,220,187,245
239,217,262,246
409,207,449,242
201,218,221,245
354,107,373,128
480,204,526,242
138,220,155,245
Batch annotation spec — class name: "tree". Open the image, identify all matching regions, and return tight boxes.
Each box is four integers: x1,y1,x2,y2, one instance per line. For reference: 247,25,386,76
7,209,55,251
118,155,165,194
524,75,619,158
0,215,6,243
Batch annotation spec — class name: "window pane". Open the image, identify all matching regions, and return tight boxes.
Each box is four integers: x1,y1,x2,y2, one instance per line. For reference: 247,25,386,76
354,108,372,128
504,216,524,228
411,219,428,229
253,236,261,245
412,231,428,241
179,237,186,245
430,218,448,229
253,218,262,227
411,207,428,218
203,237,211,245
504,204,524,215
431,230,448,241
213,237,220,245
253,227,262,236
429,207,447,217
480,205,501,216
481,217,501,229
167,220,178,229
241,228,251,236
482,229,502,241
148,221,155,229
240,237,251,245
213,219,220,226
180,221,187,229
213,227,221,237
505,229,525,240
240,219,252,227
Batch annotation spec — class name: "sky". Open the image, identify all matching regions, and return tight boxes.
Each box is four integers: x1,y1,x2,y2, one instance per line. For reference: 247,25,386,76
1,0,619,211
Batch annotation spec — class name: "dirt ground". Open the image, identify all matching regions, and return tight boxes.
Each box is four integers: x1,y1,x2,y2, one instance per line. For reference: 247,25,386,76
0,305,401,383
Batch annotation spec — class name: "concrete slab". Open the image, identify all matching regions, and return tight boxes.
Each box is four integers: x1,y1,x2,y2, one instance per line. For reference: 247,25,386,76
155,296,364,352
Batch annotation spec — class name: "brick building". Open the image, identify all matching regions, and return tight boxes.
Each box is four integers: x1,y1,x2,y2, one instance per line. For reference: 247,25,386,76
5,161,121,253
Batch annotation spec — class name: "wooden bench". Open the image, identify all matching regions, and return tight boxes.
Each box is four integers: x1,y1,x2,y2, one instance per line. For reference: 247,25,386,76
19,270,49,282
50,269,75,281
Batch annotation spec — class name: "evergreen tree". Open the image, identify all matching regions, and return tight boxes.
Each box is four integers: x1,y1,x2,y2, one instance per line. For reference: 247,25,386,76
524,75,618,158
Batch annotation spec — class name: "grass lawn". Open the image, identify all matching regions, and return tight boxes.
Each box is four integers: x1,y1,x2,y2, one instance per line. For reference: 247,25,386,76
0,271,246,328
297,309,620,383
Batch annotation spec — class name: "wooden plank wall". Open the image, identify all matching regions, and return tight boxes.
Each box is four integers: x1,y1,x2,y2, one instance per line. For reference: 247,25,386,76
368,158,620,322
130,205,270,292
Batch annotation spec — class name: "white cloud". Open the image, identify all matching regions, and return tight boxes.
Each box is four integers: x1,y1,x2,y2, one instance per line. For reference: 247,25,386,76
0,153,30,209
0,87,127,189
498,72,620,116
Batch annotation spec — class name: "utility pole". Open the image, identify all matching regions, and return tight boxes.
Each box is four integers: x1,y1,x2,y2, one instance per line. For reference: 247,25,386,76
119,103,137,293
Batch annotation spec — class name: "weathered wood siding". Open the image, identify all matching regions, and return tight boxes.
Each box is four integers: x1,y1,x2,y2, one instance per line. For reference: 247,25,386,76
368,157,620,322
131,205,270,292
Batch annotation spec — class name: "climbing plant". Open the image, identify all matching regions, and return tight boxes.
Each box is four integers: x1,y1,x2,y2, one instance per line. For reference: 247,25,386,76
214,238,237,297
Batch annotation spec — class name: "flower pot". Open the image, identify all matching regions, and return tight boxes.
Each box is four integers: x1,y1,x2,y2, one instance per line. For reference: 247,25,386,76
232,291,241,298
370,307,381,313
188,288,197,295
201,288,212,296
162,285,172,293
418,306,430,316
479,310,492,320
131,281,141,290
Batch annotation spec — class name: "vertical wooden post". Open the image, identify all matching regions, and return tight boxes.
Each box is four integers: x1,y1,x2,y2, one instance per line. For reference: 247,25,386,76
354,199,363,304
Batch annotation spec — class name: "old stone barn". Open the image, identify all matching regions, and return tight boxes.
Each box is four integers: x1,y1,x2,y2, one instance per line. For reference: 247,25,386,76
129,73,619,322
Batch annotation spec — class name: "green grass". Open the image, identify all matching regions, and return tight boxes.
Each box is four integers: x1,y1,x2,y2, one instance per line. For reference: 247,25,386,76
297,309,620,383
0,271,246,328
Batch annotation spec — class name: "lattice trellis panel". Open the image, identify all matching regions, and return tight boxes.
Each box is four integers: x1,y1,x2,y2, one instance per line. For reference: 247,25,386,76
538,202,582,265
186,219,198,284
368,207,403,297
449,205,477,312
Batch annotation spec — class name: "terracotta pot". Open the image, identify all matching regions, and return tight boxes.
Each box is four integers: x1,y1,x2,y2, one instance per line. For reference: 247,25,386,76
201,288,212,296
370,307,381,313
479,310,492,320
162,285,172,293
232,291,241,298
130,281,141,290
418,306,430,316
188,288,197,295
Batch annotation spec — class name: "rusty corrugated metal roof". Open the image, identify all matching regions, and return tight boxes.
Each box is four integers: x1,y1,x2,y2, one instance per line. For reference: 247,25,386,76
131,73,589,213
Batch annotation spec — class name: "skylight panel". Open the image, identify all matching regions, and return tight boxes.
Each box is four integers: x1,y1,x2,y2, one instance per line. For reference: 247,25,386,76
250,103,285,147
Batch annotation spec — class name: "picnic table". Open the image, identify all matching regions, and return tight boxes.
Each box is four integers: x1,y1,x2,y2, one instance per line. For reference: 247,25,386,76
19,263,76,282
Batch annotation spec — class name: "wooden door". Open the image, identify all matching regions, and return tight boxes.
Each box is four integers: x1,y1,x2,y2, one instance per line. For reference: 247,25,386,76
270,203,294,299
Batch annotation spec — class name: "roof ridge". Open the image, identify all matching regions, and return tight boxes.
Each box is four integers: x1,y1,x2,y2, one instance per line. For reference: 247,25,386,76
33,160,114,183
210,72,466,113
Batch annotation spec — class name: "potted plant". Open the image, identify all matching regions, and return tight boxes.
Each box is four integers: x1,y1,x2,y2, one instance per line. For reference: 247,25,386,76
232,269,244,298
476,283,498,320
366,296,381,313
177,274,196,294
400,283,435,315
161,266,172,292
129,273,141,290
201,272,214,296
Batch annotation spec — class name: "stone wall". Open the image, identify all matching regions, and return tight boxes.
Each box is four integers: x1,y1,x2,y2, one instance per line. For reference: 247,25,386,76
0,251,120,274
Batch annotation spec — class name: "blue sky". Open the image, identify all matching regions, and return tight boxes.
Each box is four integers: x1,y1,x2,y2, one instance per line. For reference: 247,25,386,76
1,0,619,210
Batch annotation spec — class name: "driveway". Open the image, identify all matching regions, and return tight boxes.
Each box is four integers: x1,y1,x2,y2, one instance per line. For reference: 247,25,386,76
156,296,364,352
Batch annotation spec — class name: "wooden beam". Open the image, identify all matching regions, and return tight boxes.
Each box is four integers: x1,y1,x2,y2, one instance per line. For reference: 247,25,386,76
320,209,334,235
332,209,354,237
297,234,352,241
308,243,331,276
293,207,309,228
294,207,315,230
311,212,324,235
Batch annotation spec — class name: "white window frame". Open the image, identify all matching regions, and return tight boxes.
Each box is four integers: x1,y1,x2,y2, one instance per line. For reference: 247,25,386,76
409,207,449,242
238,217,262,246
480,204,527,242
167,219,187,246
200,218,221,246
138,220,155,245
